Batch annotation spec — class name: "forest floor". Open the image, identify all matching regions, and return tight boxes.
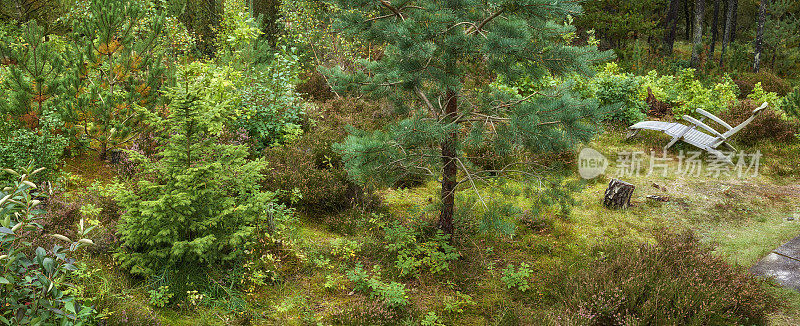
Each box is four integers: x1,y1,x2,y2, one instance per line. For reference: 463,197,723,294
63,124,800,325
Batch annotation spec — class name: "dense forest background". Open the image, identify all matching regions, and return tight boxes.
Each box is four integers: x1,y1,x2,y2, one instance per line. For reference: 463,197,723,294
1,0,799,325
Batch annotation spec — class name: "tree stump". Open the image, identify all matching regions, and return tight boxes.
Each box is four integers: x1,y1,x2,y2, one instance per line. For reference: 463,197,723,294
604,179,635,209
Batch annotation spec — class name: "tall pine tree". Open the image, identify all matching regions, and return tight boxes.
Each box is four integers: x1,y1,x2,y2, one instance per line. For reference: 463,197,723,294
324,1,611,234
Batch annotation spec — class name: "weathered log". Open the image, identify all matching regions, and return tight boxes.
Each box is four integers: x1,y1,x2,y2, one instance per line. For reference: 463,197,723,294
604,179,635,209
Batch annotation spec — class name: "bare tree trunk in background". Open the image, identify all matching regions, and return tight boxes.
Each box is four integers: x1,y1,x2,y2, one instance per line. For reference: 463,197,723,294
684,0,692,40
691,0,706,68
753,0,767,72
664,0,681,55
710,0,720,55
249,0,282,47
438,89,458,235
719,0,735,67
181,0,222,56
731,0,738,40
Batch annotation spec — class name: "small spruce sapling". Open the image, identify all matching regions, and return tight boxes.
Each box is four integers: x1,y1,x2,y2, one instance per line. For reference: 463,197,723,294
114,67,289,275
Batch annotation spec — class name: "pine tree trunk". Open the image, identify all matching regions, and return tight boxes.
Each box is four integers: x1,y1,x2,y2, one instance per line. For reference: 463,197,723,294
99,142,107,161
753,0,767,73
710,0,720,54
438,89,458,235
664,0,681,55
719,0,735,67
690,0,705,68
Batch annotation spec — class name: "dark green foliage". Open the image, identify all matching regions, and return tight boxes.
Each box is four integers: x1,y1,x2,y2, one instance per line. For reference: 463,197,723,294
0,166,96,325
0,0,64,29
114,73,292,276
577,0,666,48
552,232,781,325
174,0,223,55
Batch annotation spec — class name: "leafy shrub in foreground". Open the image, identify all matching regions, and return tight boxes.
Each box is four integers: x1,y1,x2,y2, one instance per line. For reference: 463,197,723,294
553,232,781,326
0,166,96,325
346,264,408,309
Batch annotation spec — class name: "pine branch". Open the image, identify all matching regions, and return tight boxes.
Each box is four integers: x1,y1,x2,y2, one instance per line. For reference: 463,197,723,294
466,8,505,35
414,85,440,119
378,0,405,21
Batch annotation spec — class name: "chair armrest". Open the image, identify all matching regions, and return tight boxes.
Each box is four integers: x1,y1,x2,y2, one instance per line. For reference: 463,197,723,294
682,115,726,139
696,108,733,130
753,102,768,114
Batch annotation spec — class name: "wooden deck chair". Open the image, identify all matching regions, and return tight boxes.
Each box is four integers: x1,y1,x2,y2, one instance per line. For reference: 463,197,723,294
626,102,769,163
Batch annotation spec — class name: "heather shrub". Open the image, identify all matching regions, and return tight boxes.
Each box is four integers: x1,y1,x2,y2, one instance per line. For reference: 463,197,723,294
716,100,799,146
329,294,402,326
736,71,792,96
261,130,356,213
262,97,389,212
552,232,781,325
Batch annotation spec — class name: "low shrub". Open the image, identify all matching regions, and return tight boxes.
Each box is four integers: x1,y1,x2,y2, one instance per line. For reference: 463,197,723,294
590,63,647,124
716,100,799,145
501,263,533,292
261,132,357,213
262,97,388,212
552,231,781,325
382,222,460,277
346,264,408,309
328,294,402,326
736,71,793,96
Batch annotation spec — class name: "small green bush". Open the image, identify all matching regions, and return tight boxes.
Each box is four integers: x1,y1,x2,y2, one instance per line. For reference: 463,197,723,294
748,82,782,108
382,222,460,277
590,63,646,124
346,264,408,309
0,125,66,183
782,87,800,120
501,263,533,292
552,232,781,325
